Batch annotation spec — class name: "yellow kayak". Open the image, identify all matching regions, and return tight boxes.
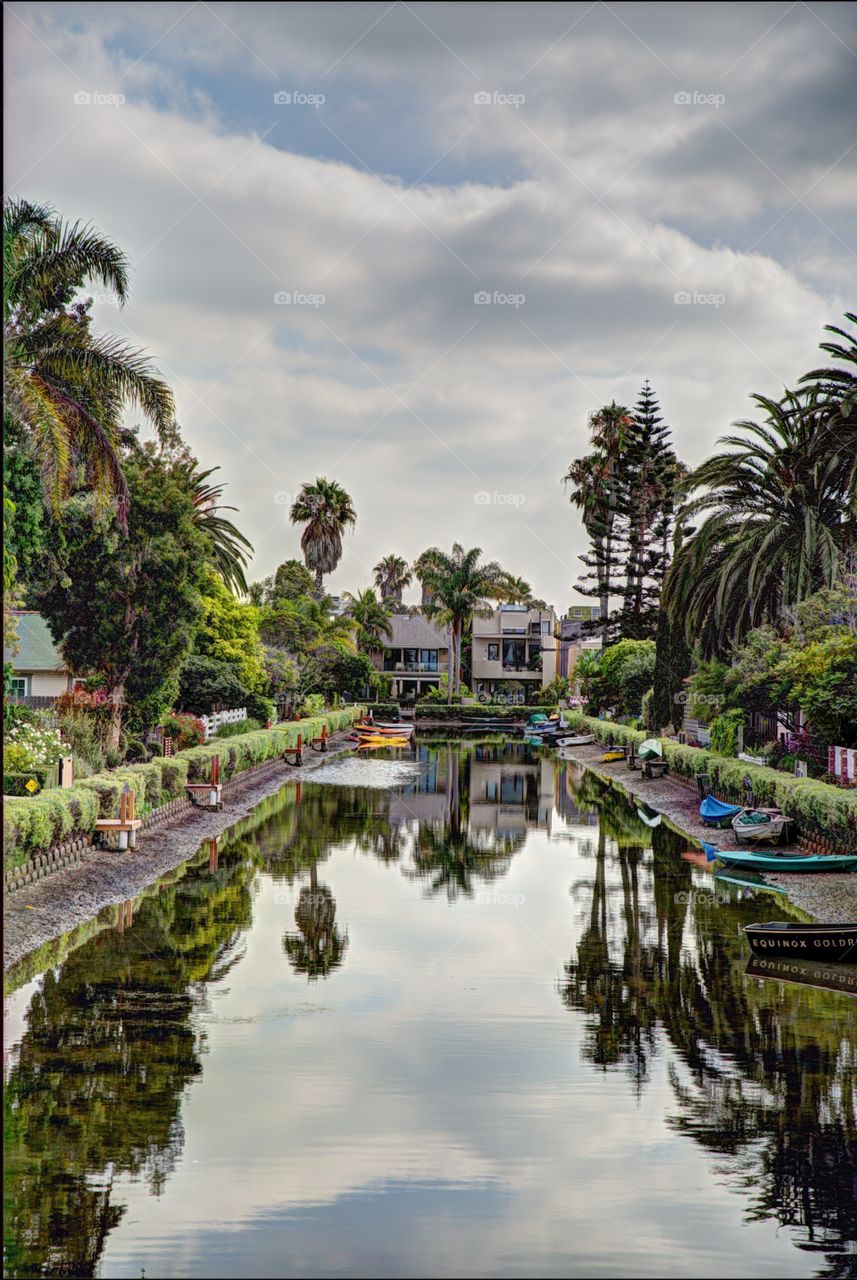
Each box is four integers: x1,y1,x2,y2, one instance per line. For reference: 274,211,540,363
600,750,626,762
358,735,409,749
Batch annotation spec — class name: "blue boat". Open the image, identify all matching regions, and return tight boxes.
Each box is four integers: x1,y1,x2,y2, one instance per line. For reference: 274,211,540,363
700,795,744,827
713,848,857,874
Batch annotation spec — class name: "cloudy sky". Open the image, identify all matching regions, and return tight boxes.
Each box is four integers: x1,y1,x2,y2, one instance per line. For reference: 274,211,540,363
5,2,856,607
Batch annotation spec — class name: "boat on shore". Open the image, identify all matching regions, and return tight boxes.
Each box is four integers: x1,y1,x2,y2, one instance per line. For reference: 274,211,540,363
600,749,625,762
732,810,792,844
744,922,857,963
638,738,663,761
714,848,857,873
556,734,596,748
700,795,745,828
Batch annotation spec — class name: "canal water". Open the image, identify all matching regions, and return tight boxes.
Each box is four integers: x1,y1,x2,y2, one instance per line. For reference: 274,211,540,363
4,739,856,1278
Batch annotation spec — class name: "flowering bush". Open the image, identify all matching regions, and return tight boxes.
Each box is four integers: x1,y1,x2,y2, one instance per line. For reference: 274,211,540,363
4,721,65,771
162,711,206,750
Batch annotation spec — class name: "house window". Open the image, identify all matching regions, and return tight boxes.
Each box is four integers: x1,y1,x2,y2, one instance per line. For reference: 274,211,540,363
9,676,28,697
572,608,582,618
420,649,438,671
487,643,499,661
541,621,550,635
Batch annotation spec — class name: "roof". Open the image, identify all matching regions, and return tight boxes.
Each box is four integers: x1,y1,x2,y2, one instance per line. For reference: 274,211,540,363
4,612,68,672
386,612,449,649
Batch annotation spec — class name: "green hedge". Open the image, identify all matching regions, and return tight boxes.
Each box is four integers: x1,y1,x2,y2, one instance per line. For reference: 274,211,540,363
563,713,857,852
415,704,538,720
3,708,363,867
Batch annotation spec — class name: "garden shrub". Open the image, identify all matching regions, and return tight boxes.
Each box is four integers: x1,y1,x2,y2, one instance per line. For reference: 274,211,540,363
3,708,363,866
709,709,746,757
215,717,262,738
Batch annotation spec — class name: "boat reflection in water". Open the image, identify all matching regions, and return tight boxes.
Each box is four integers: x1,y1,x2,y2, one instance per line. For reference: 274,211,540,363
746,954,857,997
4,740,857,1280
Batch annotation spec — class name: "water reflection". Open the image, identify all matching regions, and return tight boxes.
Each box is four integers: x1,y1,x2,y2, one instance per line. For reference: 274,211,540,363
4,741,856,1279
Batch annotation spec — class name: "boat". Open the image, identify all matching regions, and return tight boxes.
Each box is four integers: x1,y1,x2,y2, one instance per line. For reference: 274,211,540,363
600,750,626,763
745,955,857,997
699,795,745,828
637,738,663,761
556,734,596,748
714,870,788,896
358,735,410,749
714,848,857,873
357,721,414,735
732,810,792,845
744,922,857,964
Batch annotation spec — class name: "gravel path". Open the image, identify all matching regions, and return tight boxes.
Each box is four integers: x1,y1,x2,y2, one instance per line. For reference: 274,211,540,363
559,743,857,924
3,738,356,972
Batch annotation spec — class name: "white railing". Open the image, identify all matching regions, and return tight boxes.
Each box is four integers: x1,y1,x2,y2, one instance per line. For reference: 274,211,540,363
200,707,247,741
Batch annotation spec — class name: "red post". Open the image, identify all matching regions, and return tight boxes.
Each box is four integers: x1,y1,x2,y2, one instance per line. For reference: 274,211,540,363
212,754,221,786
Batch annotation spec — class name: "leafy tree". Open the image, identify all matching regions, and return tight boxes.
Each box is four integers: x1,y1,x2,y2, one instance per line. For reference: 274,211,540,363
178,655,247,714
289,476,356,599
179,461,252,594
193,568,267,695
32,446,208,748
3,198,174,526
248,558,316,607
576,639,656,718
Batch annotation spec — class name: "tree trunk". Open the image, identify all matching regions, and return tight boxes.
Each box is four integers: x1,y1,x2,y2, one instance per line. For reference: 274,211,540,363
106,683,125,753
315,567,325,601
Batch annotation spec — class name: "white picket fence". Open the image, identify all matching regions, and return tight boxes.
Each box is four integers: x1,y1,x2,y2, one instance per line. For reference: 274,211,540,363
200,707,247,741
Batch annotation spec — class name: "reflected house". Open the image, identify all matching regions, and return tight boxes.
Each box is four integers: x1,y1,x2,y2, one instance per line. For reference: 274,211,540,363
468,744,556,837
558,609,603,682
472,604,557,703
371,612,450,702
554,762,600,828
388,742,452,826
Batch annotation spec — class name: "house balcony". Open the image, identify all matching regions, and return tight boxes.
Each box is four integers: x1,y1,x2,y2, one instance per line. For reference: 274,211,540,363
382,661,446,675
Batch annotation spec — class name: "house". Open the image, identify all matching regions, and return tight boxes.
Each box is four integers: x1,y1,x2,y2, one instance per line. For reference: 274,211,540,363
4,611,77,702
561,604,602,640
370,612,450,701
471,604,557,703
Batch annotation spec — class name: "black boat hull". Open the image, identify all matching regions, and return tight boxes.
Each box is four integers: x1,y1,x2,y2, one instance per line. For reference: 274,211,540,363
745,923,857,964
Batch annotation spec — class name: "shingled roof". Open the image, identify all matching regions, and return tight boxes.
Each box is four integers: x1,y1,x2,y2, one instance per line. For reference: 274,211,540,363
4,612,68,672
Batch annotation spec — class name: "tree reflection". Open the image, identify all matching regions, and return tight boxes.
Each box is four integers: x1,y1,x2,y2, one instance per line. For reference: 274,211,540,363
282,863,349,981
4,847,254,1279
558,767,857,1274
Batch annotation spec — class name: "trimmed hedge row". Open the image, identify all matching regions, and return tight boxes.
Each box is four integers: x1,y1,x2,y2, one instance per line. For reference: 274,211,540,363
3,708,362,867
415,704,541,720
564,713,857,852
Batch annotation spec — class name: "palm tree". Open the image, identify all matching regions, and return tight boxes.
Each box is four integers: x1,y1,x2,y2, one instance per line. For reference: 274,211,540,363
373,553,412,603
179,462,253,595
289,477,356,600
417,543,507,701
564,403,634,645
4,198,175,528
500,573,535,605
800,312,857,511
343,587,393,652
665,387,852,657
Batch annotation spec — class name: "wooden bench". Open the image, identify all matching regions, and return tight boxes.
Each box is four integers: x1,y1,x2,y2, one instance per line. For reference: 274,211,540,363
185,755,223,809
310,725,329,753
95,785,142,850
642,759,669,780
283,733,303,765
